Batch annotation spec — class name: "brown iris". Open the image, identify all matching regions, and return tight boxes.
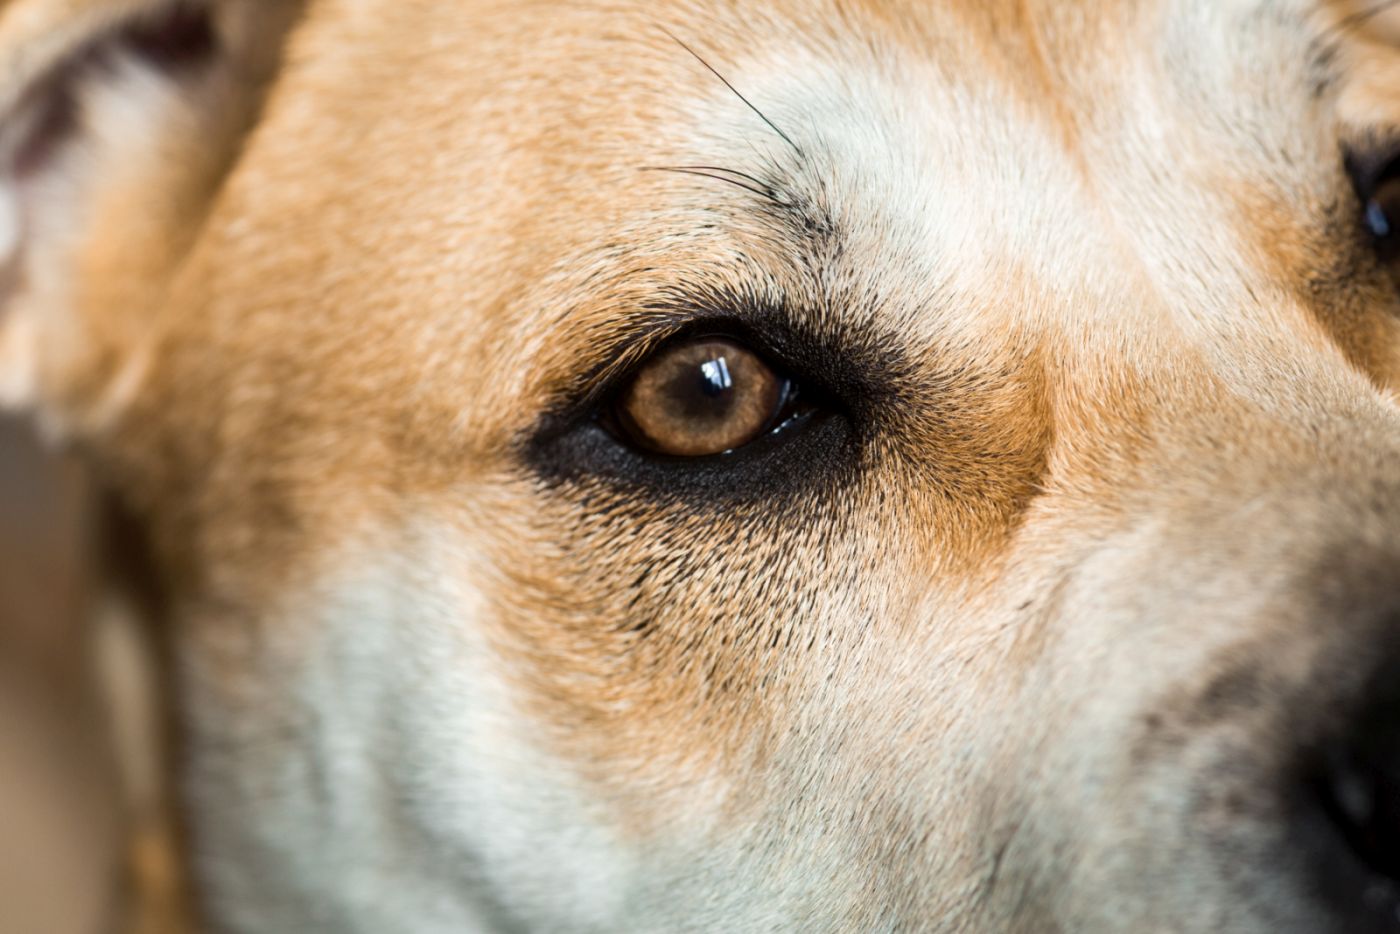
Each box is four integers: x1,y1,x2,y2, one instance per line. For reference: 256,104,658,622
613,339,789,456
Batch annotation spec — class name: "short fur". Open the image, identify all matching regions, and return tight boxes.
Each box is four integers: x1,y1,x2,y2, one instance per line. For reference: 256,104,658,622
6,0,1400,931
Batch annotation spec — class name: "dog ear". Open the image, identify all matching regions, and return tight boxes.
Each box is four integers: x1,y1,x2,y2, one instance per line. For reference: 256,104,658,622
0,0,301,433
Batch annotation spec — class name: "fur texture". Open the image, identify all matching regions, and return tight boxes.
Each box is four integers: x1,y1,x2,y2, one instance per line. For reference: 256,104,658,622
6,0,1400,930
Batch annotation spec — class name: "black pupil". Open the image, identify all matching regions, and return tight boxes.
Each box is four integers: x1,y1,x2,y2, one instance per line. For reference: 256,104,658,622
668,354,735,420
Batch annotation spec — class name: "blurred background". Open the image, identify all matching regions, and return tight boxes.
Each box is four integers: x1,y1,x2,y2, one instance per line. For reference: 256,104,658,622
0,415,153,934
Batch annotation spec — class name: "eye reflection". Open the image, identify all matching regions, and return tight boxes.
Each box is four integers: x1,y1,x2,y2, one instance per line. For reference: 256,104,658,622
699,357,733,395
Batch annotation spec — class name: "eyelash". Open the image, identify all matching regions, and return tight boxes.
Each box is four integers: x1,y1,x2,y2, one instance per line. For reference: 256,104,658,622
553,308,848,428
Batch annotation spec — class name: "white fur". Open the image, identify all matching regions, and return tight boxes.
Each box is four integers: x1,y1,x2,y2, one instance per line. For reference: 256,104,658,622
187,520,642,933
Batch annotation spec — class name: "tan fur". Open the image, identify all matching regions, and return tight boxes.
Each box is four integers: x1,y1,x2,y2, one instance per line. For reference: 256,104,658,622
8,0,1400,930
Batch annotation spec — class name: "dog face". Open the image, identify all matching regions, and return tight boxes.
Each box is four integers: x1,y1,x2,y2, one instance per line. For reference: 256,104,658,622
7,0,1400,930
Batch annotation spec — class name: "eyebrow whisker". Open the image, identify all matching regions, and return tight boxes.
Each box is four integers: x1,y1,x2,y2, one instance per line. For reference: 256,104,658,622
644,165,789,206
660,28,804,158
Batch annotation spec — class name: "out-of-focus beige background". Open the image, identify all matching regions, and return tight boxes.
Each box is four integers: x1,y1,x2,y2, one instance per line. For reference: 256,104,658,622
0,415,124,934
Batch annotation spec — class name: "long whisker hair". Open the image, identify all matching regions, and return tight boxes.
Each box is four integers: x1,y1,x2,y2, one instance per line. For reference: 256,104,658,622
641,165,791,208
661,28,804,158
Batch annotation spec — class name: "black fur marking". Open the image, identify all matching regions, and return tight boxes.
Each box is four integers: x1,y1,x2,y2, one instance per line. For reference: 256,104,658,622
120,3,218,74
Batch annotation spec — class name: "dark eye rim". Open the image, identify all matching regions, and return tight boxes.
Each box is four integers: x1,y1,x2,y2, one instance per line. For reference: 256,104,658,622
520,292,898,507
528,301,872,448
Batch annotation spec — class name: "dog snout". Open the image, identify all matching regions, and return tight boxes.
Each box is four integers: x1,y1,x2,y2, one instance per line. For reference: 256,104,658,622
1179,594,1400,932
1063,517,1400,932
1292,641,1400,929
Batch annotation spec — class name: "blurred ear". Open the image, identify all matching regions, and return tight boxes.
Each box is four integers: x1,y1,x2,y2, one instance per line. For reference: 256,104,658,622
0,0,301,433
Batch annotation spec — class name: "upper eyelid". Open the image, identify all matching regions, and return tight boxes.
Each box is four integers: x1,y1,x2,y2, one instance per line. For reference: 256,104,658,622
527,283,909,450
575,321,693,404
537,311,773,429
539,285,812,414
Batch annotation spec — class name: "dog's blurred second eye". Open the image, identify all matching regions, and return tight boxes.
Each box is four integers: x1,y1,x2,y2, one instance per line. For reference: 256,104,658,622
1364,169,1400,263
609,339,796,456
1351,147,1400,265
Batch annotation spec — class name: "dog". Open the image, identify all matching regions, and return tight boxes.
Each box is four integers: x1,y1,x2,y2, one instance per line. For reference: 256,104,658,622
6,0,1400,930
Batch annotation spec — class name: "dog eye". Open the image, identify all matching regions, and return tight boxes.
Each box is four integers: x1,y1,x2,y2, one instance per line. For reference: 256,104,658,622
605,338,803,456
1355,151,1400,264
1364,168,1400,262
